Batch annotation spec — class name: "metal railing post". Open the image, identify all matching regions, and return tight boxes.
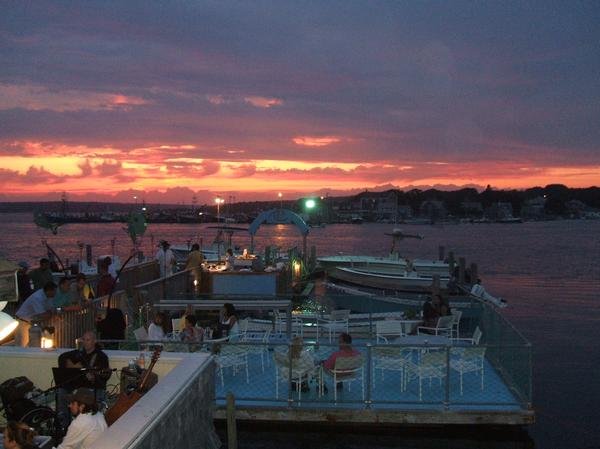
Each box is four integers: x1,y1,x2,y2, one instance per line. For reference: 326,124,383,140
365,343,372,408
444,345,450,409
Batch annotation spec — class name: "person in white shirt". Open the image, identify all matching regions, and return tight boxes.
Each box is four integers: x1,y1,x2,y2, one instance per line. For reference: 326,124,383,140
54,388,107,449
155,240,176,277
148,312,167,341
14,281,56,346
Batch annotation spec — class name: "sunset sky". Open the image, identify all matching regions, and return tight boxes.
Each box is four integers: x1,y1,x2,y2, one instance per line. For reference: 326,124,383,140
1,1,599,204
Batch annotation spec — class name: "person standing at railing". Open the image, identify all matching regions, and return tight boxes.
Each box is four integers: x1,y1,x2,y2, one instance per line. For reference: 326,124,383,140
96,263,115,298
29,258,53,291
14,281,56,346
71,273,95,306
155,240,176,277
185,243,205,287
16,261,33,305
54,277,75,309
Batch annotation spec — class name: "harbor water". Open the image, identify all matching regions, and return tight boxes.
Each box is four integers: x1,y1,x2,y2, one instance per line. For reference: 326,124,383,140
0,213,598,449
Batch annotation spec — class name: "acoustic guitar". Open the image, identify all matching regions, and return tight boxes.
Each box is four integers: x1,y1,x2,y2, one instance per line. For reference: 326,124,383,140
104,347,162,426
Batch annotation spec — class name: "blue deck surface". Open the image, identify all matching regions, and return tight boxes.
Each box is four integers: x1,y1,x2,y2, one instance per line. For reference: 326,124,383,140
214,338,523,412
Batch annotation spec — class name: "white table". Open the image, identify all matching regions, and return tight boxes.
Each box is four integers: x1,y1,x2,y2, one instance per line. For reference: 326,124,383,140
394,335,451,346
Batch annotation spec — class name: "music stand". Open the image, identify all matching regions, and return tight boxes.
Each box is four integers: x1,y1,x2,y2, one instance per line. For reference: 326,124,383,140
51,368,88,391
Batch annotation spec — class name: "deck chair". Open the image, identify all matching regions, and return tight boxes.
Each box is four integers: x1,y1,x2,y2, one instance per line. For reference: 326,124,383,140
133,327,148,341
450,310,462,338
372,346,412,391
274,350,317,401
317,309,350,342
454,326,482,345
375,320,405,343
322,354,364,402
417,314,454,337
406,351,447,401
241,329,271,372
216,344,249,388
450,346,486,395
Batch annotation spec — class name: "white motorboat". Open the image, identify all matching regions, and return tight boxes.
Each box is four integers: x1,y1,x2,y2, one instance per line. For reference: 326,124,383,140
327,266,449,292
317,228,449,277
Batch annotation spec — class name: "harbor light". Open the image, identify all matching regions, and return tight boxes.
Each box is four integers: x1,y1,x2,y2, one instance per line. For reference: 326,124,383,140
215,197,224,222
41,326,55,349
293,260,302,279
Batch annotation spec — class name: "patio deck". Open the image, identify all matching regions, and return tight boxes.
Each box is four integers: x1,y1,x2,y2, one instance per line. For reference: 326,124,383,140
212,338,533,426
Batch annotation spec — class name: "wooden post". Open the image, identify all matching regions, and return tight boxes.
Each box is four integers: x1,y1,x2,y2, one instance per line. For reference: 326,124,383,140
458,257,466,284
226,392,237,449
309,245,316,272
432,274,440,295
470,263,478,284
438,245,445,261
448,251,455,276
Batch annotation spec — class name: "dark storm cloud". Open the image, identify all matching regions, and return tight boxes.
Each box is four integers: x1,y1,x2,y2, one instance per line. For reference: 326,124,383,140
0,0,599,167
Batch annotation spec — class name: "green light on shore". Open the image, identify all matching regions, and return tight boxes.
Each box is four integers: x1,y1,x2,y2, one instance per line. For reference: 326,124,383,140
305,199,316,209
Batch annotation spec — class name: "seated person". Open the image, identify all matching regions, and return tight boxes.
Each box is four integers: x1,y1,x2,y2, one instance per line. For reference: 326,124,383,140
181,315,203,343
216,303,239,340
56,331,110,429
276,336,315,392
148,312,168,341
224,248,235,271
321,332,361,391
95,308,126,349
421,295,441,330
56,388,107,449
3,420,38,449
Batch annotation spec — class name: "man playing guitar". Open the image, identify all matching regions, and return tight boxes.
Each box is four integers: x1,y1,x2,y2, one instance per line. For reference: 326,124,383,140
56,331,111,430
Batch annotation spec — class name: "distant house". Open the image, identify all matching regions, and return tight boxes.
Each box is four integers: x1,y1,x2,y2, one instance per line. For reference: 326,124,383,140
485,202,515,220
565,199,588,218
419,200,447,220
521,196,546,220
461,201,483,216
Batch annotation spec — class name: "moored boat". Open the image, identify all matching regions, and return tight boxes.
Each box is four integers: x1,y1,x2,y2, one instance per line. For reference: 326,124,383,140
328,266,449,292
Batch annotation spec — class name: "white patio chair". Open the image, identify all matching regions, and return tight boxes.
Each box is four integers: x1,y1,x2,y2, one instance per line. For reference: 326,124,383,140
375,320,405,343
417,314,454,337
321,354,365,402
241,329,271,372
406,350,447,401
450,310,463,338
450,346,486,395
372,346,412,391
273,311,303,337
171,318,183,336
216,344,249,388
274,350,317,401
453,326,483,345
317,309,350,342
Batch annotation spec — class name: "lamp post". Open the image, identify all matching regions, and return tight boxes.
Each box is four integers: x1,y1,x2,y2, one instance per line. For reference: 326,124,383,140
215,197,224,223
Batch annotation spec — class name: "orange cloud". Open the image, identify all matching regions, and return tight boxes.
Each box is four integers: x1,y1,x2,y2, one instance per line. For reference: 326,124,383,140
292,136,341,147
243,96,283,108
0,83,148,112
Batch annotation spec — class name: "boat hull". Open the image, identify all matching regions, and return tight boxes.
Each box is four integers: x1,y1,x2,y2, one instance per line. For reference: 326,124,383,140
317,255,449,277
328,266,449,292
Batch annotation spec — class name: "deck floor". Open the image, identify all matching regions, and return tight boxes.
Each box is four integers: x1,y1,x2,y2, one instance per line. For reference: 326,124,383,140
214,340,523,414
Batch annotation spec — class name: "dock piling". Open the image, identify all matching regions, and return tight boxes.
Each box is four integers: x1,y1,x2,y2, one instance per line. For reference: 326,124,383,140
226,392,238,449
458,257,466,284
